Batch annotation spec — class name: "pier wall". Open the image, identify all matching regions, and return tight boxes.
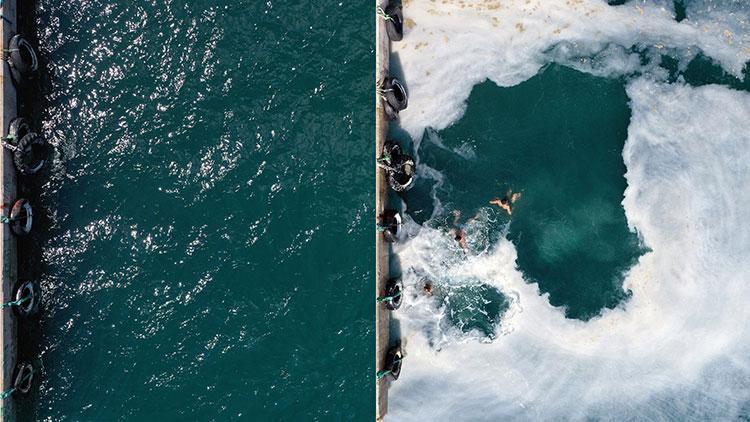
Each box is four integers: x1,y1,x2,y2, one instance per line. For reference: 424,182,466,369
375,0,390,419
0,0,19,419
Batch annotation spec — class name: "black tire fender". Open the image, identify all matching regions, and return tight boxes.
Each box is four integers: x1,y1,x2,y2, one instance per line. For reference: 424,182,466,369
384,3,404,42
7,34,38,86
388,158,415,192
382,141,416,192
8,35,39,74
14,132,46,175
8,117,31,142
11,362,34,395
383,77,408,112
384,278,404,311
12,280,41,318
9,198,32,236
383,98,399,121
384,347,403,380
381,209,402,243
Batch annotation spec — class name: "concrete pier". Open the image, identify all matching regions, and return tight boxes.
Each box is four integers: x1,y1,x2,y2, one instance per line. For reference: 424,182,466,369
0,0,19,419
374,0,390,419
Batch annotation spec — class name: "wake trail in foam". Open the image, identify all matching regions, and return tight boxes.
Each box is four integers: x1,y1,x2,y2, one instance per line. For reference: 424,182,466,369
388,1,750,420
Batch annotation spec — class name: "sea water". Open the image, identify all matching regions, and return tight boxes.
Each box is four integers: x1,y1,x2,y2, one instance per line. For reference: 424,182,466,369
388,0,750,420
22,1,375,419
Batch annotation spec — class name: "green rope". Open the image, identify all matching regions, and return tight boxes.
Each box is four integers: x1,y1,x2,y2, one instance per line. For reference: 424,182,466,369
376,290,402,303
376,358,402,379
376,224,389,233
376,6,393,22
377,153,391,164
0,366,34,399
0,387,14,400
0,214,22,224
1,295,29,308
1,135,18,153
376,80,394,100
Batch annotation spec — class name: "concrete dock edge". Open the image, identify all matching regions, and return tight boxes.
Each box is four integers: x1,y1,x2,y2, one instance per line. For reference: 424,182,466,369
0,0,19,419
375,0,390,419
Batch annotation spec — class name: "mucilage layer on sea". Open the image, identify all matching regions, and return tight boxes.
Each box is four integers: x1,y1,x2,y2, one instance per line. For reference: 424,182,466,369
387,1,750,419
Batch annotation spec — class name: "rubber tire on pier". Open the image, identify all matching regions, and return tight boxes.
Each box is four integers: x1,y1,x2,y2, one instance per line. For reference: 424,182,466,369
12,280,41,318
11,362,34,395
389,158,414,192
7,34,39,86
9,198,32,236
384,278,404,311
383,77,408,112
8,117,31,142
14,132,46,175
383,347,403,380
382,141,416,192
383,99,399,121
384,3,404,41
381,209,402,243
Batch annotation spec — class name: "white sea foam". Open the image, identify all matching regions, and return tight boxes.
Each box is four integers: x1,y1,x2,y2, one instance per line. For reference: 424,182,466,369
392,0,750,139
388,2,750,419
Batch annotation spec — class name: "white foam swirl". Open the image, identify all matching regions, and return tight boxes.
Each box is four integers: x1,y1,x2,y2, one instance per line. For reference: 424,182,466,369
393,0,750,139
388,2,750,419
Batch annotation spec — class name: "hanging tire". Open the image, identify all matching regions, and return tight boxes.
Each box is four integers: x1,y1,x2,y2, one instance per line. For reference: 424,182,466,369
384,3,404,41
382,99,399,121
12,280,41,318
381,209,402,243
9,198,32,236
383,77,408,112
384,278,404,311
7,35,38,86
383,347,403,380
8,117,32,142
11,362,34,395
388,157,415,192
13,132,46,175
382,141,416,192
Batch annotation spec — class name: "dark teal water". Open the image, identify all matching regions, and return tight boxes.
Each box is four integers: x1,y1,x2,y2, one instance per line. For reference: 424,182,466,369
21,1,374,419
17,0,750,419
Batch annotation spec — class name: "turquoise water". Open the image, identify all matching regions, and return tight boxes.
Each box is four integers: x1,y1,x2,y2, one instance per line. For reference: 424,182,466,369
21,1,374,419
407,65,645,320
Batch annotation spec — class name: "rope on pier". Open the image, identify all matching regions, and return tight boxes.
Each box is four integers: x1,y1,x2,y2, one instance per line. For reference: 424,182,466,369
0,365,35,399
0,295,29,308
376,290,402,303
1,135,19,152
376,358,402,379
376,6,393,22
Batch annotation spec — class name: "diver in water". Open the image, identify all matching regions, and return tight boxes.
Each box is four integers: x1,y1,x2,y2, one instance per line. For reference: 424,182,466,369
490,189,522,215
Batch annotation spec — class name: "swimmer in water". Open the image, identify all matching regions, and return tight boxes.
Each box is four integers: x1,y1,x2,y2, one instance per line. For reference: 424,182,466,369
490,189,522,215
451,210,469,252
452,227,468,251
